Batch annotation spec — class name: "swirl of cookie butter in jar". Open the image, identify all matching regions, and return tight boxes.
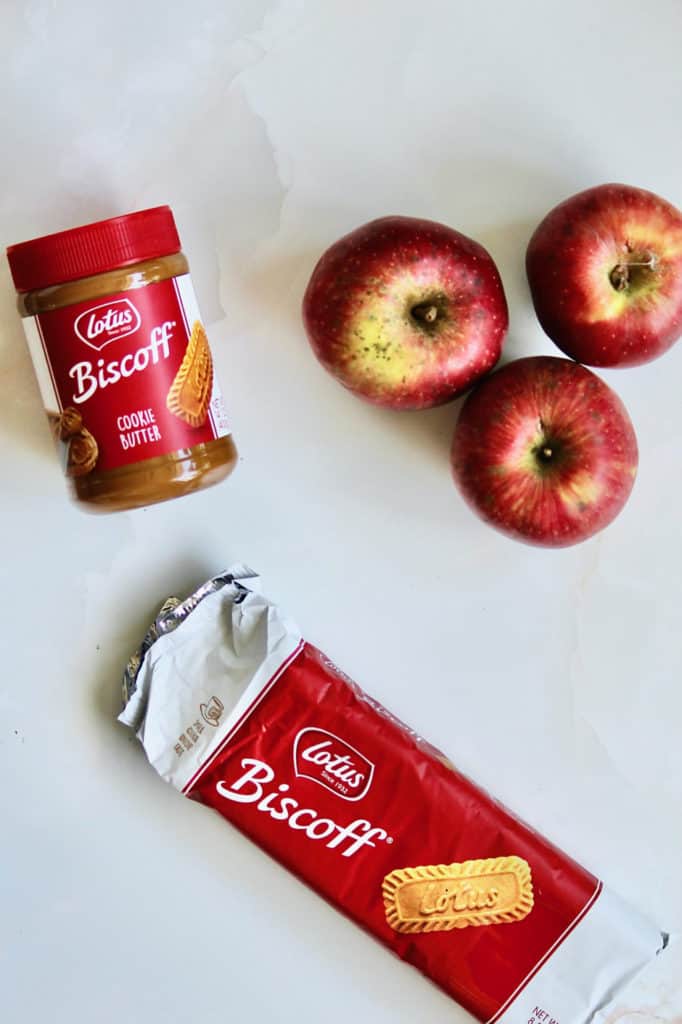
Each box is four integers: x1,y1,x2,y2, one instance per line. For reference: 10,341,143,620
6,207,237,511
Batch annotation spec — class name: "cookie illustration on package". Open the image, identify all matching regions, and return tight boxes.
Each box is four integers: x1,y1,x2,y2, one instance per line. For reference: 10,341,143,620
383,856,534,933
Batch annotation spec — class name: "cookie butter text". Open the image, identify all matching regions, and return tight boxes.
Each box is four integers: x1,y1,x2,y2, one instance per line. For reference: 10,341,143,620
118,408,162,449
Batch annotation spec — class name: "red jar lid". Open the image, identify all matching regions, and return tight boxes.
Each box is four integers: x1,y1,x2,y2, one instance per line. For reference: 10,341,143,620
6,206,181,293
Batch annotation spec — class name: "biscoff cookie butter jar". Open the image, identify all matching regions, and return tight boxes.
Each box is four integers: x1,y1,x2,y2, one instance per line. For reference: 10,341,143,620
7,207,237,511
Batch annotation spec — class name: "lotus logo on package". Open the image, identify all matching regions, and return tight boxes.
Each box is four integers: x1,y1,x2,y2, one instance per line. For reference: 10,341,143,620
74,298,142,350
293,727,374,801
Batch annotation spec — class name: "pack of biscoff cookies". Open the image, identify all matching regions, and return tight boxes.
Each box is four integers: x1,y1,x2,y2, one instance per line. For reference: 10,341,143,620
119,569,667,1024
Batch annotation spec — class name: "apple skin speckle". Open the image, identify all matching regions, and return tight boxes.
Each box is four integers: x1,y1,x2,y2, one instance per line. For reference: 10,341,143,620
302,215,508,410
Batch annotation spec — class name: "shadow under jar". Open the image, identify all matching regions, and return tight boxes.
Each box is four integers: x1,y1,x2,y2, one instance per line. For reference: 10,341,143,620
7,206,237,512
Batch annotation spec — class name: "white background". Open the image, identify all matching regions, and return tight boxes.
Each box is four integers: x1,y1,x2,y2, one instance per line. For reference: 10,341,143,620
1,2,681,1021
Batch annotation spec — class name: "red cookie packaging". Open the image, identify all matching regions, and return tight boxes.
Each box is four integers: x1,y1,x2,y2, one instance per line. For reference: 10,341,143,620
119,569,666,1024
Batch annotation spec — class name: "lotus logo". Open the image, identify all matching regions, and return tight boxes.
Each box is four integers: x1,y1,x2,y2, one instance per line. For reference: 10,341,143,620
74,298,142,351
293,728,374,801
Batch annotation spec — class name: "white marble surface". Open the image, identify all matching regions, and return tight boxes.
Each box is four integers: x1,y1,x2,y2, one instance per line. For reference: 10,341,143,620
1,2,681,1021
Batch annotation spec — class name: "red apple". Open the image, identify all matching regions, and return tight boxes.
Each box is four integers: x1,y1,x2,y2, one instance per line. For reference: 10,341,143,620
302,216,508,409
451,356,638,547
526,183,682,368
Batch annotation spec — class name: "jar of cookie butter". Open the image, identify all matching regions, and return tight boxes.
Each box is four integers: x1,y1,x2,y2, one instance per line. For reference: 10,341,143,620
7,207,237,511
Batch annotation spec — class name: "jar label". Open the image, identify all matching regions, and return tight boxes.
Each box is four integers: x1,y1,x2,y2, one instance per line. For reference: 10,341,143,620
23,274,231,476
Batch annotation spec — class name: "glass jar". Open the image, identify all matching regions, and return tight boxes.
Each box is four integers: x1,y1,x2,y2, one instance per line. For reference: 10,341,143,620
7,206,237,511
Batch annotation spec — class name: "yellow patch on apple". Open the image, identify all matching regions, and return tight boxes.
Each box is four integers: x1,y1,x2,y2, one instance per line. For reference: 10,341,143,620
345,315,420,387
625,220,682,261
558,472,602,511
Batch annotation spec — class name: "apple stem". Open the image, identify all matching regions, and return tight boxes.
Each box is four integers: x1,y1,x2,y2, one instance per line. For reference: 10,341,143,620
609,254,657,292
411,302,440,325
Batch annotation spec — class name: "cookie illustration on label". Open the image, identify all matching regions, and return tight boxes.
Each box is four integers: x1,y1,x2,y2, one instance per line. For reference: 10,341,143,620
51,406,84,441
66,428,99,477
383,855,534,933
166,320,213,428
